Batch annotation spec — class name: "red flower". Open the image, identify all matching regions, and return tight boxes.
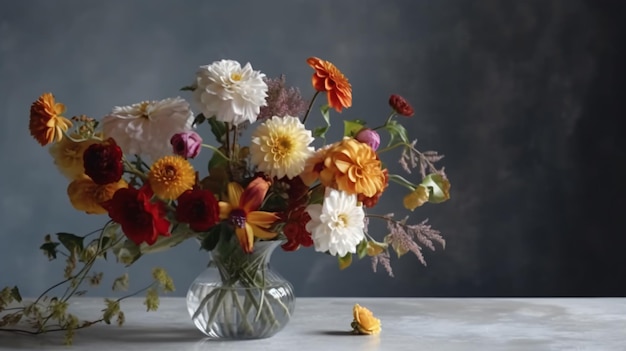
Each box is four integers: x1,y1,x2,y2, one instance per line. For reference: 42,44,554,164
281,206,313,252
389,94,414,117
102,186,171,246
175,188,220,232
83,138,124,185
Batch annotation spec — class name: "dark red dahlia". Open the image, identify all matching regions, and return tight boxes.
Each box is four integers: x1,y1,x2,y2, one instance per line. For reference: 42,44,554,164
175,188,220,232
281,206,313,252
101,186,171,246
389,94,414,117
83,137,124,185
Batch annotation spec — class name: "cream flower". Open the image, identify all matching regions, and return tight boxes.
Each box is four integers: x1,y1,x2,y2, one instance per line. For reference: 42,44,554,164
250,115,314,179
193,59,268,126
102,97,194,160
305,188,365,257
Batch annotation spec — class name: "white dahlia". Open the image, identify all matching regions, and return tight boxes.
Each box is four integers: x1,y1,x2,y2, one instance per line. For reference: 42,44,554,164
250,115,314,179
305,188,365,257
102,97,194,160
193,59,268,126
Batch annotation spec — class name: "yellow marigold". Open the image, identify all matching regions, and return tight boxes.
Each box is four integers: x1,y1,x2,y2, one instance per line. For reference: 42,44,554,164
351,304,381,335
67,176,128,214
29,93,73,146
49,135,100,180
320,138,385,198
148,155,196,200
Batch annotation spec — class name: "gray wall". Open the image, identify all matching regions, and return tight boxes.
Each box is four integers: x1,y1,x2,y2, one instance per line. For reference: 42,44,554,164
1,0,624,297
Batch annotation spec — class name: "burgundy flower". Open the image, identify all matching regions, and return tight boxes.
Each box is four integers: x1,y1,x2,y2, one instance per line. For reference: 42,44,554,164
389,94,414,117
281,206,313,252
83,138,124,185
171,131,202,159
175,188,220,232
101,186,171,246
355,128,381,151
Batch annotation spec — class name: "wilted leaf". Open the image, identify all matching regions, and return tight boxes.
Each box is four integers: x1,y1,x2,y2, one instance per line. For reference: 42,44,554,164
112,273,129,292
57,233,84,255
356,240,368,259
421,174,451,204
338,253,352,270
40,242,60,260
10,286,22,303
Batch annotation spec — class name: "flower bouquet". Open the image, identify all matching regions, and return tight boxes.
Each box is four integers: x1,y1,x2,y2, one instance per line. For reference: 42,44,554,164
0,57,450,343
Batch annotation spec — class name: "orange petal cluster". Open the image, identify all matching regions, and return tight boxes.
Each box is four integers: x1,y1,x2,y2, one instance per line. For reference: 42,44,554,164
314,138,386,198
67,176,128,214
306,57,352,113
29,93,73,146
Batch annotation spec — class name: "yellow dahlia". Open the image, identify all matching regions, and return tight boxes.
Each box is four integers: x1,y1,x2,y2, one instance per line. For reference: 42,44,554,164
320,138,386,198
49,135,100,180
148,155,196,200
67,176,128,214
29,93,73,146
250,115,314,179
351,304,381,335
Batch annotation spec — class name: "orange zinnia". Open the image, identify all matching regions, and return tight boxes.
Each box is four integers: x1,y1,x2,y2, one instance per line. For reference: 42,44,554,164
29,93,73,146
306,57,352,113
320,138,386,198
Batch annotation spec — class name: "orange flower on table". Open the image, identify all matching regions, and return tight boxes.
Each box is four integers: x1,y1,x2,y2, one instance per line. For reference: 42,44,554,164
307,57,352,113
351,304,381,335
219,177,280,253
67,175,128,215
49,135,100,180
319,138,386,198
29,93,73,146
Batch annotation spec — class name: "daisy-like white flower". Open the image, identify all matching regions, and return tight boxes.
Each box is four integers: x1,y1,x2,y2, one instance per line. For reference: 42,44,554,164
305,188,365,257
250,115,314,179
193,59,268,126
102,97,194,160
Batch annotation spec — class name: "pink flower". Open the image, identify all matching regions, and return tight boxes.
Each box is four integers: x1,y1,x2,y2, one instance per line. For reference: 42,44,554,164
170,131,202,159
355,128,381,151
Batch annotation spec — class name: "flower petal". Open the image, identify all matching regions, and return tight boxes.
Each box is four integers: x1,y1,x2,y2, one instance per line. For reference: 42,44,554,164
250,224,278,240
227,182,244,207
235,225,254,253
218,201,232,219
247,211,280,227
240,177,269,213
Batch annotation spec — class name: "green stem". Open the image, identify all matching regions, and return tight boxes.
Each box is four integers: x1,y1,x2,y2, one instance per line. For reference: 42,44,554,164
201,144,230,161
388,174,418,191
371,110,397,131
377,141,407,154
302,91,321,124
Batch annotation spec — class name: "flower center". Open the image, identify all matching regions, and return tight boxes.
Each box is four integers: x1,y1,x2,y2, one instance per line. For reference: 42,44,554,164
330,213,349,230
164,165,177,178
230,72,242,81
271,135,293,159
139,101,150,119
229,208,247,228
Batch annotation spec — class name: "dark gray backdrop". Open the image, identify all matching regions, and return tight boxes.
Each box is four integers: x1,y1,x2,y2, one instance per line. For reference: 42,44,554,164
1,0,624,297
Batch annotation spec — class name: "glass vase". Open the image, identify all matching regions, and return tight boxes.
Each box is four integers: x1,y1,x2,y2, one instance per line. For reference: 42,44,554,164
186,239,295,340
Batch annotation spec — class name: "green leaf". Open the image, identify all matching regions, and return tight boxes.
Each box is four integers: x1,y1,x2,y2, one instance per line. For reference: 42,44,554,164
39,242,60,260
309,185,326,205
200,223,225,251
56,233,84,255
313,104,332,139
338,253,352,270
313,126,329,138
208,149,229,171
208,116,227,143
421,173,451,204
10,286,22,303
356,240,368,259
383,120,409,147
343,119,366,137
192,113,206,127
180,85,196,91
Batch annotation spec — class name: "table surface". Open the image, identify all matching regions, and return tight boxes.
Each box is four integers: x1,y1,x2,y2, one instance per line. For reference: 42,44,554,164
1,297,625,350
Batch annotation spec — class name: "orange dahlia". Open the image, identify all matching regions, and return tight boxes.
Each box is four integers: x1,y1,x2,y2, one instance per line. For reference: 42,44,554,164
306,57,352,113
29,93,73,146
320,138,386,198
67,176,128,215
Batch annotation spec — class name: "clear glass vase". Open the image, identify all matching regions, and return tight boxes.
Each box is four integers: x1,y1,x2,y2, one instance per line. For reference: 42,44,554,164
186,239,295,340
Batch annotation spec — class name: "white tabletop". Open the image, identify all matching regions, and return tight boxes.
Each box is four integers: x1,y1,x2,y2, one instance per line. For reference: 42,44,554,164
1,297,625,350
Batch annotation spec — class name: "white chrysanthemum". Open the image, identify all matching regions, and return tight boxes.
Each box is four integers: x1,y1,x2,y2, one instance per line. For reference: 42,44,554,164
250,115,314,179
102,97,194,160
193,59,268,126
305,188,365,257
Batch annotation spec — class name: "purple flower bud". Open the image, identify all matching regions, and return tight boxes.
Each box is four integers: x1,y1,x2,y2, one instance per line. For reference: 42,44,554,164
171,131,202,159
355,128,380,151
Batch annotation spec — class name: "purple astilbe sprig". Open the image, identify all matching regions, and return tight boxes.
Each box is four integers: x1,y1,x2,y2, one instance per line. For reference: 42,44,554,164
258,75,308,121
371,251,394,277
399,139,446,179
370,213,445,277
